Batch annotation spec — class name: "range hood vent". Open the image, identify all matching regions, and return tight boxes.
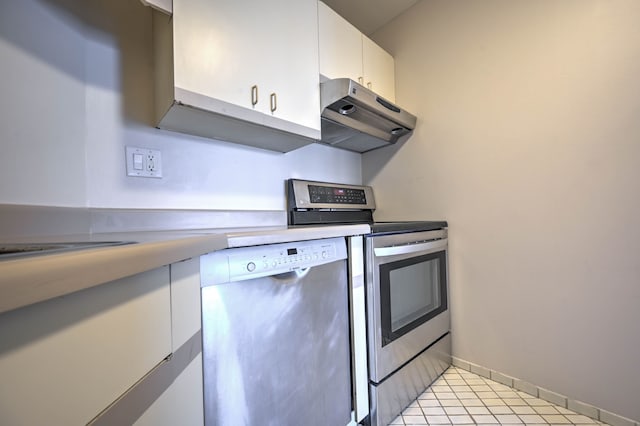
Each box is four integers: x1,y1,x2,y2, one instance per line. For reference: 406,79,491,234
319,78,417,153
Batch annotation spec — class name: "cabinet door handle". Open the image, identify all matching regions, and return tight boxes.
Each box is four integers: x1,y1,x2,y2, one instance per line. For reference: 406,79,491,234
270,92,277,113
251,85,258,107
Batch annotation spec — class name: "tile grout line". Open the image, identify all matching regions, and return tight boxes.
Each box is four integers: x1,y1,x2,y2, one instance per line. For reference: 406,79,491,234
398,366,612,426
460,369,529,425
451,357,639,426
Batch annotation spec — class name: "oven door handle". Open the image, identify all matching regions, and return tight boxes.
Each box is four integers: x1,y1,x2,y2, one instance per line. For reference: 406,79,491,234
374,239,447,257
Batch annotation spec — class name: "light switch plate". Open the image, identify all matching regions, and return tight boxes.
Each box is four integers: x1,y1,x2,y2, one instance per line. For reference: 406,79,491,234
125,146,163,178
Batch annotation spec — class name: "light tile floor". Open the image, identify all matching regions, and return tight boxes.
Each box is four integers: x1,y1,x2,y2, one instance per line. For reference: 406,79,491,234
389,367,607,426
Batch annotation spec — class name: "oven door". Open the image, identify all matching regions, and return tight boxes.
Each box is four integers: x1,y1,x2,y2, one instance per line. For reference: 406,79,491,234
366,229,450,383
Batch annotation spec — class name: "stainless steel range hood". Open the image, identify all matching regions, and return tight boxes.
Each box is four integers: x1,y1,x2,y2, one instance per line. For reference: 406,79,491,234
319,78,417,153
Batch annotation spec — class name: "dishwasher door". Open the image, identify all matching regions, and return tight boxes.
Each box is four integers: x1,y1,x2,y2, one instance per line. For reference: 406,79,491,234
200,237,352,426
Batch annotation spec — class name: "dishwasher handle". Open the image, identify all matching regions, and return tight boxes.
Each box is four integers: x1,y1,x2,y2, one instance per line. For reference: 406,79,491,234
374,239,447,258
268,268,313,283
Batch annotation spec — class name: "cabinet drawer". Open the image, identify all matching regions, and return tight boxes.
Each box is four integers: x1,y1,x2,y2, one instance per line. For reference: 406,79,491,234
0,267,171,426
134,354,204,426
170,258,201,352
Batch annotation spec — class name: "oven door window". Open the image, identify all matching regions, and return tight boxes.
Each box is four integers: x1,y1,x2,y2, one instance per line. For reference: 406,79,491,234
379,251,447,346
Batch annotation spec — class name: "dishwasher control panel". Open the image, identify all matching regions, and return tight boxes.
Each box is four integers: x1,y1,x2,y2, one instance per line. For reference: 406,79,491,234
229,240,336,280
201,237,348,285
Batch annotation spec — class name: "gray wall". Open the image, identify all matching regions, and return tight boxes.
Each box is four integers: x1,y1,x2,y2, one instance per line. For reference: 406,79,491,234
367,0,640,421
0,0,361,209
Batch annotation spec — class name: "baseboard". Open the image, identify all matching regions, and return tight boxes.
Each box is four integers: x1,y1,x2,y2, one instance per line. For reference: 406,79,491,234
451,357,638,426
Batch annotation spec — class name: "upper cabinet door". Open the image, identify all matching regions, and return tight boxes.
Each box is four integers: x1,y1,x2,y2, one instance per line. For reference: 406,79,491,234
318,1,396,102
264,0,320,131
155,0,320,152
318,1,363,82
362,35,395,102
174,0,319,129
173,0,274,113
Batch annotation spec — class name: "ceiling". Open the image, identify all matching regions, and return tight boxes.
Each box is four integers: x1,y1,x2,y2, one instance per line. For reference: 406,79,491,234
320,0,421,35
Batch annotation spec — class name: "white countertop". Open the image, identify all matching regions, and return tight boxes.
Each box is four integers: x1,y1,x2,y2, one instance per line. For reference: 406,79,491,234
0,223,370,315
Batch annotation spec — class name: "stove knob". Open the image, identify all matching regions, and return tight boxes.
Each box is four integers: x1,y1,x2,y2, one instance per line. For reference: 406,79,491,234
246,262,256,272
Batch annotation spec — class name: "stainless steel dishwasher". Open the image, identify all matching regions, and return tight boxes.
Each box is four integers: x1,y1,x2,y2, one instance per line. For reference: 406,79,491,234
199,237,353,426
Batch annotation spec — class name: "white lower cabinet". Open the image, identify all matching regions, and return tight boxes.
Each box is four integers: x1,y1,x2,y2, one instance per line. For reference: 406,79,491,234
0,258,205,426
0,267,172,426
135,258,204,426
134,354,204,426
169,257,202,352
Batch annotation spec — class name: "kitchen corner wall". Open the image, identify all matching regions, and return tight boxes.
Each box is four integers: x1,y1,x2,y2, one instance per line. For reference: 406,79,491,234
0,0,361,210
366,0,640,421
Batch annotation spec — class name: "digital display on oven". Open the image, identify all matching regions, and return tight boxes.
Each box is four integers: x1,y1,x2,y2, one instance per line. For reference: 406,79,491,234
308,185,367,204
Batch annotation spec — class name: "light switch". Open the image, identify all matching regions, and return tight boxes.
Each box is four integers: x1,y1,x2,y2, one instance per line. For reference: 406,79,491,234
133,153,144,170
125,146,163,178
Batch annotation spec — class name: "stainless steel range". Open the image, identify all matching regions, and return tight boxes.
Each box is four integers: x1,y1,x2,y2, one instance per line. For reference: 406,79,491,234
288,179,451,426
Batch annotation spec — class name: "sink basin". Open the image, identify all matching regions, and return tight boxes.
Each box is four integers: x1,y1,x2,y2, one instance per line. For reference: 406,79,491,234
0,241,134,260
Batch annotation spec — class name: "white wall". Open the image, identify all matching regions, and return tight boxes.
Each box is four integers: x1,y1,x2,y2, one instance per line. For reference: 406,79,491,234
0,0,87,206
0,0,361,210
367,0,640,421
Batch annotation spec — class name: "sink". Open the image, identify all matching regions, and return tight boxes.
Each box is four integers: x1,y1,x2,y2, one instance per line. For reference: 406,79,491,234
0,241,134,260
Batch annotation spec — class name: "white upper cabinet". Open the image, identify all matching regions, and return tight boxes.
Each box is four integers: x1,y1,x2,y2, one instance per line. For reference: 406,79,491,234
318,1,396,102
362,35,395,102
140,0,172,15
153,0,321,153
318,2,363,83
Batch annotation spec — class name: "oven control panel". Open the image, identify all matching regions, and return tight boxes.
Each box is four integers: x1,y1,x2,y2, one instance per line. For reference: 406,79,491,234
308,184,367,205
289,179,376,210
